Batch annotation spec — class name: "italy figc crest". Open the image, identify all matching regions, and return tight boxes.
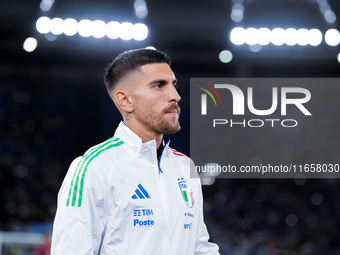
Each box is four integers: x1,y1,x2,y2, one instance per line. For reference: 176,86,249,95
178,178,194,208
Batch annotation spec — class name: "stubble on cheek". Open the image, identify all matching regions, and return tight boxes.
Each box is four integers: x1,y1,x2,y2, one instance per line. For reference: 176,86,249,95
135,103,181,135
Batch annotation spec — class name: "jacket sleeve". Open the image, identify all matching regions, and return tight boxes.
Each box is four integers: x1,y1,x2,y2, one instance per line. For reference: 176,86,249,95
51,157,106,255
194,178,220,255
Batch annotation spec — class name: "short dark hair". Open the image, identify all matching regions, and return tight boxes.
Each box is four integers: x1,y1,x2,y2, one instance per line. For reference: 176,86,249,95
104,48,172,91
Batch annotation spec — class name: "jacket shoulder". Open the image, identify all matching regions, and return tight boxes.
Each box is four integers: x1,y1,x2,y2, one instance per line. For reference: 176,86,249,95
166,146,200,178
83,135,127,163
166,146,190,159
84,135,125,154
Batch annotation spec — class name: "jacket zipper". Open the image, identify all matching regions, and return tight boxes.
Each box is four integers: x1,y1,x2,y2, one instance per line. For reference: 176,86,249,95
157,144,170,255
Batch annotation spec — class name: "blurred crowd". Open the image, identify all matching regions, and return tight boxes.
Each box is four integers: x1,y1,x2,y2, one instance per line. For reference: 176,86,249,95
1,75,340,255
203,178,340,255
0,76,77,232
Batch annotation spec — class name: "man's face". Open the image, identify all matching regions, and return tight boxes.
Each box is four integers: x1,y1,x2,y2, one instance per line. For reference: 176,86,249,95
129,63,181,135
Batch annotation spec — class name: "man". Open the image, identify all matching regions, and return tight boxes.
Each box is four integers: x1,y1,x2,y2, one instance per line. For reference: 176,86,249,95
51,48,220,254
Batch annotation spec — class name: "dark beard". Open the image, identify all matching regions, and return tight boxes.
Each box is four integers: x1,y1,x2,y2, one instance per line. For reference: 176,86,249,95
136,104,181,135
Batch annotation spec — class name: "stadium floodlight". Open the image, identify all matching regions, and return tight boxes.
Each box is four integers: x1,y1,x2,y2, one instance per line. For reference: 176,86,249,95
308,29,322,46
231,10,243,23
78,19,93,37
324,10,336,23
92,20,106,38
271,28,285,46
120,22,134,40
133,23,148,41
296,29,309,46
230,27,246,45
50,18,64,35
317,0,337,23
230,27,326,47
248,44,262,52
284,28,298,46
219,50,233,63
244,28,257,45
134,0,148,19
64,18,78,36
23,37,38,52
145,46,156,50
106,22,121,39
43,0,55,5
325,29,340,46
40,1,52,12
319,2,331,13
36,17,51,34
257,28,271,45
40,0,55,11
230,2,244,22
36,17,149,41
232,3,244,13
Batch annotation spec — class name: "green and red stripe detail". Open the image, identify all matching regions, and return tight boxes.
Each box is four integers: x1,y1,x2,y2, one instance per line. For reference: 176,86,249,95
66,136,124,207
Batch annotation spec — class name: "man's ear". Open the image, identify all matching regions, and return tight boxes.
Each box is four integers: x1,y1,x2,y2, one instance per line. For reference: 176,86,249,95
114,90,133,113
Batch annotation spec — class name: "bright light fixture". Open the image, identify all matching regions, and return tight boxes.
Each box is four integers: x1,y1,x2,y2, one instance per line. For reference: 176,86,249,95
50,18,64,35
106,22,121,39
78,19,93,37
271,28,285,46
325,29,340,46
145,46,156,50
257,28,271,45
284,28,297,46
23,37,38,52
134,0,148,19
230,27,324,47
36,17,51,34
245,28,257,45
309,29,322,46
120,22,134,40
36,17,148,41
92,20,106,38
64,18,78,36
133,23,148,41
296,29,309,46
219,50,233,63
230,27,245,45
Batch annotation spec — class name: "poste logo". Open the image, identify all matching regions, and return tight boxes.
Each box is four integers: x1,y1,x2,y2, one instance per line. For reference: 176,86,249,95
197,81,312,128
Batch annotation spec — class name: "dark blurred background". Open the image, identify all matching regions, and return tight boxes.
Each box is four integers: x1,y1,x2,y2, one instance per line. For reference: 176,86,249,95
1,0,340,254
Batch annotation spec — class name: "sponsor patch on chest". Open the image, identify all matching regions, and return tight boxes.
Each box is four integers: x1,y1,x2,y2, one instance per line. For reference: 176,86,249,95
133,208,155,228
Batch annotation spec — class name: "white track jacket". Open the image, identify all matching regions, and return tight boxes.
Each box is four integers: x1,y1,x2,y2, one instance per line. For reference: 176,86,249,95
51,122,219,255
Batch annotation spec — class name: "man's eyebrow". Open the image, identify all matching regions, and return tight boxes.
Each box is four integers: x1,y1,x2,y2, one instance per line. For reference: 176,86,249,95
148,78,177,86
149,79,166,85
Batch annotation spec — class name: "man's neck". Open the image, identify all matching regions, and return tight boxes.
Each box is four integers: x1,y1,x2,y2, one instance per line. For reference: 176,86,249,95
124,120,163,150
157,141,164,161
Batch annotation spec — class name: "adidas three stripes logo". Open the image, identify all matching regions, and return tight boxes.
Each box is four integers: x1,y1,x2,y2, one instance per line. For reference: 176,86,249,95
132,184,151,199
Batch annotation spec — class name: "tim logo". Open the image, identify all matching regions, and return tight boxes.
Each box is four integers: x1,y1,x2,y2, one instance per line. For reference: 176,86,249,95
198,82,311,116
134,209,153,217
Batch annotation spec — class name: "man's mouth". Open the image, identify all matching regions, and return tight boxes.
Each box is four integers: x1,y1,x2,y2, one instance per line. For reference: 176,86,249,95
166,109,178,114
165,105,181,115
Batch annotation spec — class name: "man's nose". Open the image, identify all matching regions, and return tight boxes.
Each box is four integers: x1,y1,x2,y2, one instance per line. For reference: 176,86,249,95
169,88,181,103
